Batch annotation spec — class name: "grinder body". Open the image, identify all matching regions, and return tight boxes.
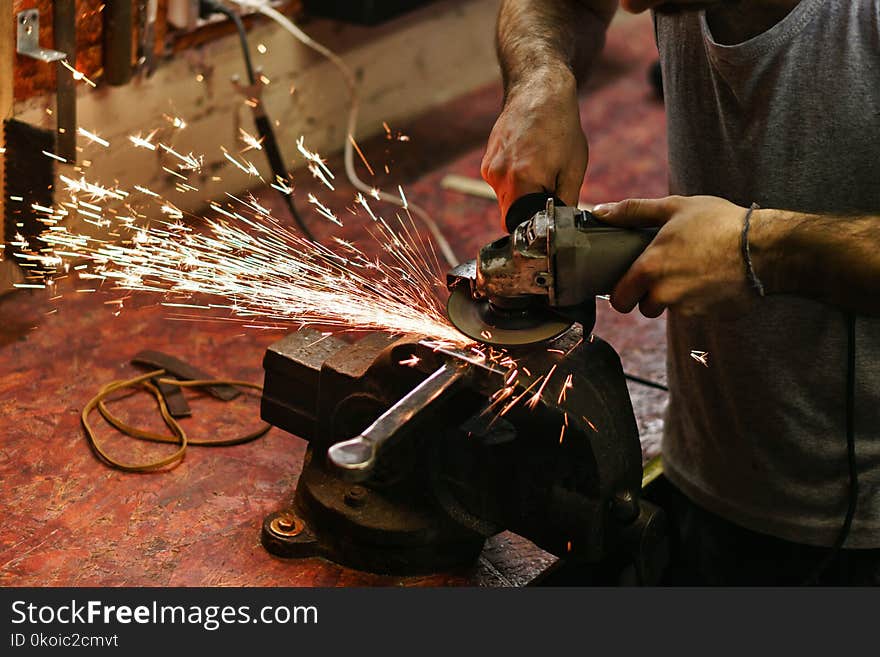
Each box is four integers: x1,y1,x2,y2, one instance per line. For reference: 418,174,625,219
478,198,655,307
447,194,656,346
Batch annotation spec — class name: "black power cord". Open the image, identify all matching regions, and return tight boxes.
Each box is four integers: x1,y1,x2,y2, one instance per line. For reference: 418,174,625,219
625,320,859,586
805,313,859,585
201,1,256,84
624,372,668,392
199,0,316,241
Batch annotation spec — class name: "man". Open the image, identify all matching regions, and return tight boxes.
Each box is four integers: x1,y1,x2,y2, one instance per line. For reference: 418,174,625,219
481,0,880,584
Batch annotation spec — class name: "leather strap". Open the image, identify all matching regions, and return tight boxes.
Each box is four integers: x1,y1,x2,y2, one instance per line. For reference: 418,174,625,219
131,350,241,401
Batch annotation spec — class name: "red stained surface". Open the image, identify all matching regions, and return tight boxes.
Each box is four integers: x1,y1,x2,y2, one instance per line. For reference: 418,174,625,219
0,13,667,586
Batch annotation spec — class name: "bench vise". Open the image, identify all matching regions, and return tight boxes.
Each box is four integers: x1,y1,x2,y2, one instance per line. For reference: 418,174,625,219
259,325,664,580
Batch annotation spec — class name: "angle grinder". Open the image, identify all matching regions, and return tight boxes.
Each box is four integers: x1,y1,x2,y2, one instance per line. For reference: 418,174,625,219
446,193,656,346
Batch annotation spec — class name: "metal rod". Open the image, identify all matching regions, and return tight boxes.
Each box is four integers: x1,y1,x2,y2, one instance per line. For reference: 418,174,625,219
104,0,134,86
138,0,159,77
54,1,77,162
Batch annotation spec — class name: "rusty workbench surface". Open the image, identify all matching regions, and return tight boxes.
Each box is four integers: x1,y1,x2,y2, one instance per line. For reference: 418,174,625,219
0,12,668,586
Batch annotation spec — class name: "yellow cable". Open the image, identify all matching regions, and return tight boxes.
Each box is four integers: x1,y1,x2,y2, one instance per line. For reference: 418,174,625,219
82,369,271,472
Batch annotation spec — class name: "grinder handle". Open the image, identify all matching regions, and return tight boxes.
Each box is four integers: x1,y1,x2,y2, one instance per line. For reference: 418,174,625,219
505,192,565,233
562,212,658,301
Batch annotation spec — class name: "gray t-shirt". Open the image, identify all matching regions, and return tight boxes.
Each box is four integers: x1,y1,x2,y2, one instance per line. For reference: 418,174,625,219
655,0,880,547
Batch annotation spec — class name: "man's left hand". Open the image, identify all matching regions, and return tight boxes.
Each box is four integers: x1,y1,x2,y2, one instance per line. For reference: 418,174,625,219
592,195,754,318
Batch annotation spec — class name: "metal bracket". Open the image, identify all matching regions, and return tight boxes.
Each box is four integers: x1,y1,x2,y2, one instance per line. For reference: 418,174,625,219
16,9,66,63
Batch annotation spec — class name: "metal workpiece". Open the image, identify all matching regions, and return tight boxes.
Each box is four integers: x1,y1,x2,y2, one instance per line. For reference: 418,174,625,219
260,323,645,573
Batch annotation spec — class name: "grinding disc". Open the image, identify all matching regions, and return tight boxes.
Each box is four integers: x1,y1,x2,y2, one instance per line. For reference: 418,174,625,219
446,287,572,346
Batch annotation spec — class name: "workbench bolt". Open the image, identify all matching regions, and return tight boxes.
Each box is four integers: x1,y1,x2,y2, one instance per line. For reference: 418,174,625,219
344,485,369,508
268,513,304,538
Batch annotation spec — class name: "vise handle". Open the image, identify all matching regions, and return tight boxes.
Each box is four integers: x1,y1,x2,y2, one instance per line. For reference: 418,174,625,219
327,363,465,481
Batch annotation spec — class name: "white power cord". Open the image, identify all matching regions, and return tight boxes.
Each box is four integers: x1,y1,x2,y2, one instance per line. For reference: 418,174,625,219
231,0,460,267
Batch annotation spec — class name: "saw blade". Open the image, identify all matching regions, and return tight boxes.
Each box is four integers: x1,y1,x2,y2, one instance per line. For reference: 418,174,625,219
446,287,572,346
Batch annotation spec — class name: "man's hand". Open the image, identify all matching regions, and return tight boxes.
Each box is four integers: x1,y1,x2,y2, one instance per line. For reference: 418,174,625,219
481,66,588,222
483,0,614,224
595,196,880,317
593,195,752,317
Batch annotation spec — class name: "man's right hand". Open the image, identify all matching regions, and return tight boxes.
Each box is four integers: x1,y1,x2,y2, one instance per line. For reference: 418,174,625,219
480,65,588,224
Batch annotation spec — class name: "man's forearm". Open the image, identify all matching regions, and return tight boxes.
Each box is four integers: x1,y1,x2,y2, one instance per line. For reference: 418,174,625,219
496,0,616,95
751,210,880,315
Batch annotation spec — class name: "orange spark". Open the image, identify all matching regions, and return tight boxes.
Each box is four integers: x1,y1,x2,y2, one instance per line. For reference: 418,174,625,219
60,60,97,87
348,135,375,176
582,417,598,432
557,373,574,404
526,364,558,410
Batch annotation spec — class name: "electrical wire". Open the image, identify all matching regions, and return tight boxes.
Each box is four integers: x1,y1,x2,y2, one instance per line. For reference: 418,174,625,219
201,0,316,240
623,328,860,585
203,0,257,85
231,0,461,267
82,369,271,472
624,372,668,392
805,313,859,584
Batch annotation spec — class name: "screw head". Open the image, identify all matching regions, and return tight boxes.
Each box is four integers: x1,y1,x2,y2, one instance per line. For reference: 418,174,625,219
344,485,368,508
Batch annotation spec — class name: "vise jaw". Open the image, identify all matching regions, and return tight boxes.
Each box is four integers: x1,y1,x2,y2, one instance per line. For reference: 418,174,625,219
259,325,648,576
